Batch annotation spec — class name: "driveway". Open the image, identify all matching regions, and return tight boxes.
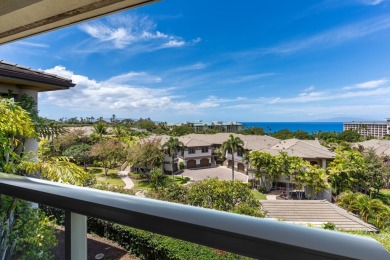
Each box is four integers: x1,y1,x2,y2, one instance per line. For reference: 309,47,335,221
183,166,248,182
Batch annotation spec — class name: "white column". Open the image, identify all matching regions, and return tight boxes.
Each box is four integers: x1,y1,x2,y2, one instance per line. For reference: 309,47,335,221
19,89,39,209
67,212,87,260
18,88,38,161
321,159,327,169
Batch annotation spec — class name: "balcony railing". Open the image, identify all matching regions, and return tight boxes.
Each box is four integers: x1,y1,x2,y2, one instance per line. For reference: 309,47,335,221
0,173,389,260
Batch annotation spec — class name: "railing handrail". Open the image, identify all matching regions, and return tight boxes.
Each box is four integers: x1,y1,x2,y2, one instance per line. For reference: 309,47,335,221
0,173,389,260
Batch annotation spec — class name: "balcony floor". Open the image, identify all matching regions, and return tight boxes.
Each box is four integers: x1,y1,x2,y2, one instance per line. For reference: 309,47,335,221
51,227,137,260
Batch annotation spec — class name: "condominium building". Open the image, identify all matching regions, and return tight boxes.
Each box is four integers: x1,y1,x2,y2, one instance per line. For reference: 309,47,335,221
343,118,390,138
169,120,244,132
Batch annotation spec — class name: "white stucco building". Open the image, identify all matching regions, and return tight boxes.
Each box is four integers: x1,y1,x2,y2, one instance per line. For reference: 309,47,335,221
343,119,390,138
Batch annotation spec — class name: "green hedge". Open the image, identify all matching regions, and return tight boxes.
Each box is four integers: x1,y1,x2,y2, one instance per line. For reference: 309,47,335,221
40,206,248,259
87,218,248,260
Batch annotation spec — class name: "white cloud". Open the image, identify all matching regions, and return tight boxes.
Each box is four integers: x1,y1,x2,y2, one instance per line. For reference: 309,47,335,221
161,40,186,48
40,66,221,115
176,62,208,71
236,15,390,57
224,73,275,84
298,91,323,97
304,86,315,92
358,0,385,5
16,41,49,48
343,78,388,89
78,14,200,52
107,72,161,84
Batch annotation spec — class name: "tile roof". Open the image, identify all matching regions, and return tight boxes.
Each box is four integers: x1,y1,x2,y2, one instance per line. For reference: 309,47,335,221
141,135,334,159
265,139,335,159
0,61,75,89
260,200,377,232
355,139,390,156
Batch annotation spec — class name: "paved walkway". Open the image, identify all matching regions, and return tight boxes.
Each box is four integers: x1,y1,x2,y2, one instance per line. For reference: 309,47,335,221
183,166,248,182
118,166,134,189
266,195,277,200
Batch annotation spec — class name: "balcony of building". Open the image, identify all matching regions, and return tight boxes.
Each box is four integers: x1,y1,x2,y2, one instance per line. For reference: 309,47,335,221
1,173,389,260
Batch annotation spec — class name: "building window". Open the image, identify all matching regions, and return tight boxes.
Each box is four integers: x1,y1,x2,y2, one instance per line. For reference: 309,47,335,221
227,149,232,154
201,147,208,153
188,148,195,154
237,149,243,157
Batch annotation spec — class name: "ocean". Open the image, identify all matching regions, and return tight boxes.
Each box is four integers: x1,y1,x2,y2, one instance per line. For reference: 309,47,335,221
240,122,344,133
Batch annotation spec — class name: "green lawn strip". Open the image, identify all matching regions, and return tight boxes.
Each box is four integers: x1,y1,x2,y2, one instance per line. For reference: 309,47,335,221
251,190,267,200
132,179,151,190
345,231,390,252
131,175,190,190
172,176,190,185
87,167,125,187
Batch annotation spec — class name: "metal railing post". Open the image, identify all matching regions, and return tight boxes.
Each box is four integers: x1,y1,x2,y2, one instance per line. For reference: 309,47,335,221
65,211,87,260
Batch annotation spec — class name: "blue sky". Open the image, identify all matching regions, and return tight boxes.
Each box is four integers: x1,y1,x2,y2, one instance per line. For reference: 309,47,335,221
1,0,390,122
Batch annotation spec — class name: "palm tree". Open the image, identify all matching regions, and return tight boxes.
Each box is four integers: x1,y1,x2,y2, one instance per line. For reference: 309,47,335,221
162,137,184,180
222,134,244,180
93,120,108,139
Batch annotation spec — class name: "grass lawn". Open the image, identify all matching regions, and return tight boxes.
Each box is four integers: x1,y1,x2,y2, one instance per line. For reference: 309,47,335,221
251,190,267,200
346,231,390,252
172,175,191,185
132,174,190,190
87,167,125,187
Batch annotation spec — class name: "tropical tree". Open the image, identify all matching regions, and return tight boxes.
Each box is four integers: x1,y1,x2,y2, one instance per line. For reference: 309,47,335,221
302,165,329,199
328,147,387,196
328,148,366,195
162,137,184,180
52,128,88,156
222,134,244,180
93,120,108,139
112,123,126,139
149,168,167,190
0,98,89,259
127,138,164,177
337,191,390,230
90,139,124,175
63,143,92,169
249,150,274,190
187,178,264,217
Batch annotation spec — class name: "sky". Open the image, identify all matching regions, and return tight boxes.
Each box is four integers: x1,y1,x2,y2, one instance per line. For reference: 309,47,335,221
1,0,390,122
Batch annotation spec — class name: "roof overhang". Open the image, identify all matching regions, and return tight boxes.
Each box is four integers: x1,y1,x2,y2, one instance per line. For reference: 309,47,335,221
0,0,159,45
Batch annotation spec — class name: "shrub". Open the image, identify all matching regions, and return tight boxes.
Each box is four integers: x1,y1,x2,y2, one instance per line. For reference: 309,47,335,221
87,218,249,260
322,222,337,230
337,191,390,230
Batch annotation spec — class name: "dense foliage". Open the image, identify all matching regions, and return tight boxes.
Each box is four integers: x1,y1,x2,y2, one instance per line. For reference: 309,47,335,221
151,179,264,217
328,147,389,196
337,191,390,230
0,99,90,259
127,137,164,176
249,151,329,197
1,198,57,259
87,218,249,260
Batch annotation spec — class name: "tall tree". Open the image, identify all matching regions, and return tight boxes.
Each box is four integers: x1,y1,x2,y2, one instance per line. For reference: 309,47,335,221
249,150,274,189
127,138,164,177
162,137,184,180
222,134,244,180
93,120,108,139
90,139,124,175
